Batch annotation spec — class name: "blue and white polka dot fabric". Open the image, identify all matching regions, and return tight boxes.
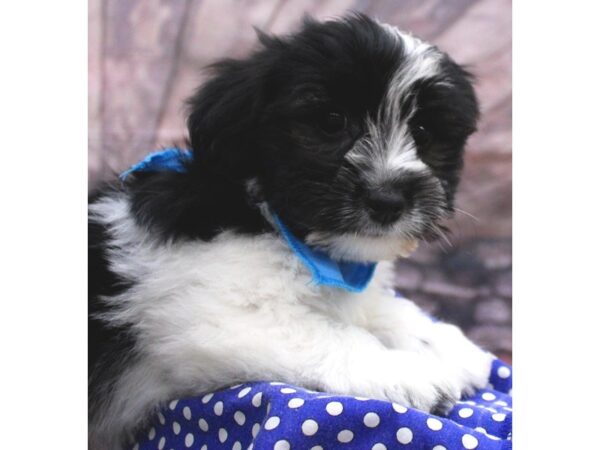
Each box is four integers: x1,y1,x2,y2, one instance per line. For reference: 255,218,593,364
133,359,512,450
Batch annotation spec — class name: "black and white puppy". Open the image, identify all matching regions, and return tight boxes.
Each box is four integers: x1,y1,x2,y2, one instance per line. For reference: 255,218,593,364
89,14,492,449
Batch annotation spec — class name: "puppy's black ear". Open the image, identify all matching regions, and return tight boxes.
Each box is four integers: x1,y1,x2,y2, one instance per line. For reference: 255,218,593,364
253,27,281,49
187,57,266,179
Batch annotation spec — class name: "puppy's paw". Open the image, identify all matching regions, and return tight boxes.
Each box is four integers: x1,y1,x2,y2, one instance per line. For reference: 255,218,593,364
388,353,463,414
427,322,494,399
348,351,463,414
395,375,461,414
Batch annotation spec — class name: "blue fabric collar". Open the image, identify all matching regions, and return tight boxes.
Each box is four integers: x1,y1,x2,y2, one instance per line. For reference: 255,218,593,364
120,148,193,179
270,214,376,292
121,148,376,293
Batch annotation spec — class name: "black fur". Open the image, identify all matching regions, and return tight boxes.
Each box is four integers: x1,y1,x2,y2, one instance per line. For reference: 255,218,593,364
88,190,137,422
121,14,477,243
128,167,269,242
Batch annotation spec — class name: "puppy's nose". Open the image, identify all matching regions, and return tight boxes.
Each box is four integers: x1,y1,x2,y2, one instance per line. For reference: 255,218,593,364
365,188,406,225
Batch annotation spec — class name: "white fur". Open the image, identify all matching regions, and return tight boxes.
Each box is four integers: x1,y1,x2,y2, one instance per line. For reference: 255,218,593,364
345,24,442,186
89,194,493,448
306,232,417,261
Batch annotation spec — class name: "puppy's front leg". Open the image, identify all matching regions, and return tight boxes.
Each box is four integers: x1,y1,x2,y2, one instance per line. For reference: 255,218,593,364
360,290,494,401
203,315,468,413
306,331,465,412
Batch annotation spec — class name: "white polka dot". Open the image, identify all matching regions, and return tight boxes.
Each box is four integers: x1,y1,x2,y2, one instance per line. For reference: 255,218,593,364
148,427,156,440
482,392,496,401
392,403,408,413
458,408,474,418
169,400,178,410
427,417,443,431
264,416,280,430
172,421,181,435
462,434,479,449
248,445,253,450
280,387,296,394
252,392,263,407
158,436,166,450
158,412,165,425
433,446,447,450
274,440,290,450
363,412,380,428
252,423,260,437
372,444,387,450
302,419,319,436
214,401,224,416
184,433,194,448
474,427,487,434
326,401,343,416
497,366,511,379
201,445,207,450
233,410,246,425
201,393,213,404
232,441,242,450
337,429,354,443
198,418,209,432
288,398,305,408
266,402,272,415
495,400,508,407
492,413,506,422
183,406,192,420
396,427,413,444
219,427,228,443
311,447,324,450
238,387,252,398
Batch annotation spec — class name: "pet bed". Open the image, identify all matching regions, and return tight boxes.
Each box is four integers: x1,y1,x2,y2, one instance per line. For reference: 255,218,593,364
131,359,512,450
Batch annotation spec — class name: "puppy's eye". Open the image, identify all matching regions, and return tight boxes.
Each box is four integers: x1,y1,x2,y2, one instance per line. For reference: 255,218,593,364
413,125,432,146
319,111,347,134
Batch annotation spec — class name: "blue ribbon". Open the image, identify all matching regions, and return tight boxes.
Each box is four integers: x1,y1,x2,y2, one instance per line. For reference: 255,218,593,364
121,148,377,292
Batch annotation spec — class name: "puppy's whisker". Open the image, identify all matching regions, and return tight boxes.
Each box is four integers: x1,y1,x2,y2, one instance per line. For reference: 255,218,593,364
453,207,480,223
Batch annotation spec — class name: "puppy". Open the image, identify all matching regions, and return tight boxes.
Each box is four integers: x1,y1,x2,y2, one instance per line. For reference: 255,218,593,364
89,14,493,449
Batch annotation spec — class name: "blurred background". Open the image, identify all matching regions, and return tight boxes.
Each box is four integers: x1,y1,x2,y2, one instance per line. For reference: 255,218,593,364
89,0,512,361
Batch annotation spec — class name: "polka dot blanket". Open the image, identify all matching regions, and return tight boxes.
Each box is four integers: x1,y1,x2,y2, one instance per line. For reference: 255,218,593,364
132,359,512,450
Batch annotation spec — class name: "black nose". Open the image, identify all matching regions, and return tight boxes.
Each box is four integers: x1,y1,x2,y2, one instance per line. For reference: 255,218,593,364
365,188,406,225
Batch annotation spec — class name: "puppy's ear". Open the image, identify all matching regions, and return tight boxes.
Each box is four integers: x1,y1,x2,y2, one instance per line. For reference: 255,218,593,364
187,57,266,179
253,27,282,49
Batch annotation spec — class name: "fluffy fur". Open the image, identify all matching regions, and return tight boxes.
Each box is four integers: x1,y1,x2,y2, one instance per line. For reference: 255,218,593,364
88,15,491,449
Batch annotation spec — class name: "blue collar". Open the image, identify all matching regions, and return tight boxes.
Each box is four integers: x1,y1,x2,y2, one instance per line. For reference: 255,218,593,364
271,215,376,292
121,148,376,293
120,148,193,179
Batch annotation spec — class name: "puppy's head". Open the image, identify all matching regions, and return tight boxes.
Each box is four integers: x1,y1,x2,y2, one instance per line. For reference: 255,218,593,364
187,14,479,261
